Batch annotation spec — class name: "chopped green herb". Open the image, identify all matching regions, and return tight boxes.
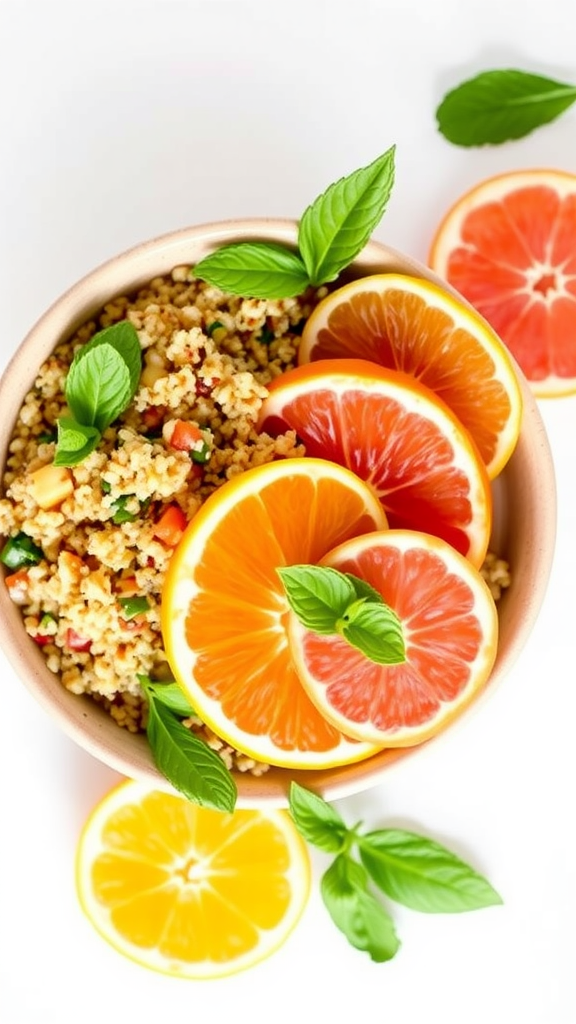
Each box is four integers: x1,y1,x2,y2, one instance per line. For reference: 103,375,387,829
190,441,211,464
118,595,150,619
206,320,225,336
258,325,276,345
0,533,44,570
37,431,57,444
101,480,112,494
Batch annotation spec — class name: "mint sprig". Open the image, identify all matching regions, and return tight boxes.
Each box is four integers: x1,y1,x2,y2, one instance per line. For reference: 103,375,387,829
193,145,396,299
55,320,142,467
138,675,237,812
436,68,576,146
278,564,405,665
289,783,502,963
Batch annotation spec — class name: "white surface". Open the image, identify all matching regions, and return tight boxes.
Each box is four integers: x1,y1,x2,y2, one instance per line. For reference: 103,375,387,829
1,2,575,1022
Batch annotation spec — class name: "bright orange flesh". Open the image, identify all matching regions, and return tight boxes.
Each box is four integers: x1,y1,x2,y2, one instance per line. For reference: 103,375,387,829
298,273,522,475
76,781,311,978
288,530,499,746
162,458,387,768
258,360,492,567
429,169,576,397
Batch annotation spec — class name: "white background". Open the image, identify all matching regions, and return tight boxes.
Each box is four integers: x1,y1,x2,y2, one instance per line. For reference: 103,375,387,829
1,2,575,1022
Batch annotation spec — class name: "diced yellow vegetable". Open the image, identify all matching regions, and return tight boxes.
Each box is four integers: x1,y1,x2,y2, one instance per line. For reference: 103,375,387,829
29,464,74,510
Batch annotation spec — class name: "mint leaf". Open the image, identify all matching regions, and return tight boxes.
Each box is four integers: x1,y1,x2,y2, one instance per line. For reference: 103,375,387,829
436,69,576,146
338,600,405,665
289,782,348,853
64,321,142,434
358,829,503,913
138,675,195,718
321,854,400,963
53,417,100,467
298,145,396,286
345,574,385,605
193,242,310,299
278,564,356,633
145,691,236,812
66,343,132,432
72,321,142,396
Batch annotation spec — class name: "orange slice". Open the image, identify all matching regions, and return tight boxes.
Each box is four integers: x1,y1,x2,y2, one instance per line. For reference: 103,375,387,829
257,359,492,567
298,272,522,477
161,458,387,769
429,168,576,397
287,530,499,747
75,780,311,978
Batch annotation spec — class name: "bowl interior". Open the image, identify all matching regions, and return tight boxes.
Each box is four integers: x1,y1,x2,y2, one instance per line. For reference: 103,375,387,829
0,220,556,806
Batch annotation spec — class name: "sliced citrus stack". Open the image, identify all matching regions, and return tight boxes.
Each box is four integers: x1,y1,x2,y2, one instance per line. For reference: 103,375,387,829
287,530,499,747
161,457,387,769
297,272,522,477
429,168,576,397
75,780,311,978
257,359,492,567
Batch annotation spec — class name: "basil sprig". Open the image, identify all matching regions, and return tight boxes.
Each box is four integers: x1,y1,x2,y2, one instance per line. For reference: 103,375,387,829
138,676,237,812
436,68,576,146
278,564,405,665
193,146,396,299
289,783,502,963
54,321,142,467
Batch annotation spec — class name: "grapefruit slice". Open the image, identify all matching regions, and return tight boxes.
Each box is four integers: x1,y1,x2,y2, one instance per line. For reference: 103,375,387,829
429,168,576,397
161,458,387,769
76,780,311,978
287,530,499,747
257,359,492,567
298,272,522,476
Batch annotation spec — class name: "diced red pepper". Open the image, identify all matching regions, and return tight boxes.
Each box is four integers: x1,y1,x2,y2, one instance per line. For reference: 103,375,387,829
152,504,187,547
169,420,204,452
66,628,92,652
33,633,53,647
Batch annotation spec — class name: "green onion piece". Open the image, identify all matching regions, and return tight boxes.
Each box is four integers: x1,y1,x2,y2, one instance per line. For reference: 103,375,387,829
118,595,150,619
39,612,57,629
101,480,112,494
190,442,211,464
111,495,137,524
0,533,44,569
259,325,275,345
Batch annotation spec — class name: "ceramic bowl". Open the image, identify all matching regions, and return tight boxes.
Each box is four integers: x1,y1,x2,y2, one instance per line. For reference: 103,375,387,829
0,220,556,806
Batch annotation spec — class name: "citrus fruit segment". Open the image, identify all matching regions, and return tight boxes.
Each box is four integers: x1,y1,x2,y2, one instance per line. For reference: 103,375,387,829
428,168,576,397
75,780,311,978
287,530,499,747
297,272,523,477
161,458,387,769
257,359,492,567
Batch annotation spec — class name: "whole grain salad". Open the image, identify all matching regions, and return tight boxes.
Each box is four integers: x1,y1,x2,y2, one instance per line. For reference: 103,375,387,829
0,148,519,810
0,271,325,774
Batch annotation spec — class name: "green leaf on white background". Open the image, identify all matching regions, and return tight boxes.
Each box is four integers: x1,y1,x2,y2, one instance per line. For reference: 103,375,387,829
298,145,396,285
436,68,576,146
321,854,400,962
358,829,503,912
289,782,348,853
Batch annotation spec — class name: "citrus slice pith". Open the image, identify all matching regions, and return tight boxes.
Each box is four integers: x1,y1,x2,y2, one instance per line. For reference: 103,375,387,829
161,457,387,769
297,272,523,477
287,530,499,747
75,780,311,979
257,359,492,568
429,168,576,397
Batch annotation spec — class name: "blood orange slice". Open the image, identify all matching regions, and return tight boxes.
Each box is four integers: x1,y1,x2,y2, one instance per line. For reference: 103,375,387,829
429,168,576,397
287,530,499,747
257,359,492,567
161,458,387,769
298,272,522,477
